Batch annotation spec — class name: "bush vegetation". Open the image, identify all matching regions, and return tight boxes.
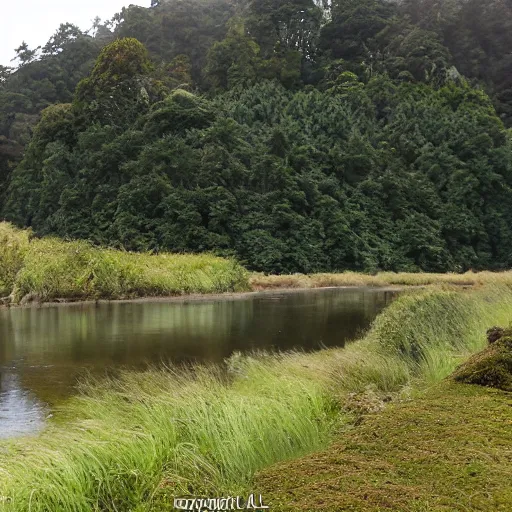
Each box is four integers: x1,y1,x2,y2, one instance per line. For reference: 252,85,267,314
1,284,511,510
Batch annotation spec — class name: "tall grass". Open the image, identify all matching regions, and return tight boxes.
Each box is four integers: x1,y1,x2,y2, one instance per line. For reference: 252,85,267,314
1,284,512,510
367,287,512,383
0,365,337,511
5,221,512,304
0,222,248,302
0,223,30,297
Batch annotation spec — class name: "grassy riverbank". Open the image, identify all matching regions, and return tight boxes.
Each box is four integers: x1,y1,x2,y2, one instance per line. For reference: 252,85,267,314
0,222,248,302
1,284,511,510
5,222,512,305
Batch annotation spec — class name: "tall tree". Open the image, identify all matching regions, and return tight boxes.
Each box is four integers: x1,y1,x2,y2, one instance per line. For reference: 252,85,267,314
11,42,40,67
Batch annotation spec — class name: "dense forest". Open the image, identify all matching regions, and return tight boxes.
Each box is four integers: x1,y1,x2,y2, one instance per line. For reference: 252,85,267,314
1,0,512,273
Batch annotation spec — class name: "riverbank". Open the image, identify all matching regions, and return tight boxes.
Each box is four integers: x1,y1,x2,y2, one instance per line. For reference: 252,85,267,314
4,222,512,307
0,285,403,310
1,285,511,510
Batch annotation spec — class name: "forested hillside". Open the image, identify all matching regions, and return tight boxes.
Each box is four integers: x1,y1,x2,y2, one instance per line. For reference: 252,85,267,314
1,0,512,273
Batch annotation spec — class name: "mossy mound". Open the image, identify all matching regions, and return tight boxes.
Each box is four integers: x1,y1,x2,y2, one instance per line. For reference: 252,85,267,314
452,328,512,391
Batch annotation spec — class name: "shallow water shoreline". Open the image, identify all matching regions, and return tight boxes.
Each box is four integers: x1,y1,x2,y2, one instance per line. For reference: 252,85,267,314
0,285,406,310
0,286,399,440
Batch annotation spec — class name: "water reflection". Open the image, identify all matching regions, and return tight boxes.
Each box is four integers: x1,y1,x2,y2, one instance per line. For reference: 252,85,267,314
0,370,47,439
0,288,397,438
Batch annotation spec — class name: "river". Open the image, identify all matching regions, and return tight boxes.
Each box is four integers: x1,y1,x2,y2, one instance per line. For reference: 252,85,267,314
0,287,397,439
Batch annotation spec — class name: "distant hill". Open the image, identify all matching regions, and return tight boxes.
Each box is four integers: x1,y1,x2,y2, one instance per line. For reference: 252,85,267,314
2,0,512,273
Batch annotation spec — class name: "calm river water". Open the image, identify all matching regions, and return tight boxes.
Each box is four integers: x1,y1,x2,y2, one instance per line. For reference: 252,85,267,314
0,288,397,439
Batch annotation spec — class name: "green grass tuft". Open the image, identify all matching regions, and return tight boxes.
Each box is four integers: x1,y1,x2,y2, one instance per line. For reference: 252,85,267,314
367,287,512,384
0,365,339,511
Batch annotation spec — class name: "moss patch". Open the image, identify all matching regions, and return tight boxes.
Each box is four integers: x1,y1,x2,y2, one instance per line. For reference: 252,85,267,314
452,329,512,391
255,383,512,511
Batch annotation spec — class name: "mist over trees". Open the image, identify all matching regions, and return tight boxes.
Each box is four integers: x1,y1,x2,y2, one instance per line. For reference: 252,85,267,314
1,0,512,273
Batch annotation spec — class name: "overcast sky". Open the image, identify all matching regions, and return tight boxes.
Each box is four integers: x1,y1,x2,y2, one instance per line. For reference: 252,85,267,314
1,1,148,66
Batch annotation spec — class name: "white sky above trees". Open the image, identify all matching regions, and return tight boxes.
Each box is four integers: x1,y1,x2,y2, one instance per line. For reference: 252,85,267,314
1,1,147,66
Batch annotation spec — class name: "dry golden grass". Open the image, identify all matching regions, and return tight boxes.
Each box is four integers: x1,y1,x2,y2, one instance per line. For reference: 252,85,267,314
249,270,512,290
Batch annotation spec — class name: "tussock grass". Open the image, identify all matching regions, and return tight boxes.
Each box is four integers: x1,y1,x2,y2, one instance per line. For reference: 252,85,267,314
1,285,512,510
0,222,248,302
367,287,512,384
